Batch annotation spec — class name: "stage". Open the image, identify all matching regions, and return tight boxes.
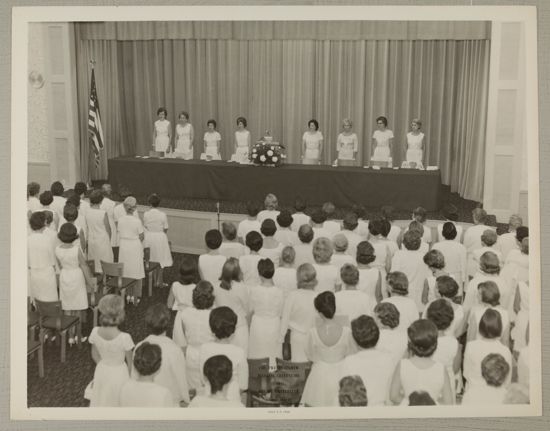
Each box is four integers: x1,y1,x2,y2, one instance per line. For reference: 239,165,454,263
108,157,443,211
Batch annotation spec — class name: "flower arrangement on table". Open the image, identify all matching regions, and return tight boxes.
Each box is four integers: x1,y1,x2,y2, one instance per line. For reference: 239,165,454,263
250,131,286,167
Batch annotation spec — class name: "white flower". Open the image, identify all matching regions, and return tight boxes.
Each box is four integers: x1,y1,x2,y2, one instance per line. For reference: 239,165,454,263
270,146,274,150
267,150,273,156
260,155,266,162
272,156,278,162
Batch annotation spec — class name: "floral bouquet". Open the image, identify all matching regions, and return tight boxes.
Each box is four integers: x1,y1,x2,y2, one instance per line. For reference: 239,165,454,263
250,131,285,166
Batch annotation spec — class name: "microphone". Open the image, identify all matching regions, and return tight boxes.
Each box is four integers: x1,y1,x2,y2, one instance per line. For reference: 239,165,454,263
216,202,220,230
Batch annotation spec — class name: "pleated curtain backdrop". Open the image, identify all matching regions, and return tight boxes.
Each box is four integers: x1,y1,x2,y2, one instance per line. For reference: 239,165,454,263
76,33,489,201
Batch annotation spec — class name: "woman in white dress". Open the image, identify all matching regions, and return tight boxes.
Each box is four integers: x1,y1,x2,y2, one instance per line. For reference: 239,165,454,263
356,241,383,303
88,295,135,407
85,190,113,273
203,119,221,160
312,237,339,293
301,291,352,407
336,118,358,166
389,319,454,405
174,111,194,159
258,219,284,267
56,223,93,343
143,193,173,288
372,116,394,163
28,212,58,302
233,116,251,163
248,258,284,368
166,256,198,311
214,258,250,353
302,119,323,165
273,246,298,298
152,107,171,153
117,197,145,304
405,118,425,167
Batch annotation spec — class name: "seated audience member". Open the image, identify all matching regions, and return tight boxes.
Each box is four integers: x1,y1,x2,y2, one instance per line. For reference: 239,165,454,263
198,229,227,285
99,183,117,248
408,391,437,406
340,315,393,406
312,237,339,293
389,319,454,405
120,342,173,407
462,353,510,405
412,207,432,245
503,228,529,284
336,264,375,321
73,181,90,215
132,304,189,405
339,212,362,259
219,222,247,258
330,234,355,270
436,204,463,243
432,222,467,294
188,355,245,408
421,249,448,306
391,230,431,313
167,256,199,311
239,231,263,285
39,190,59,231
273,246,298,298
497,214,523,261
338,375,368,407
274,210,299,246
322,201,341,235
422,275,464,338
469,229,503,278
294,224,315,267
291,196,311,232
463,309,512,389
199,307,248,402
381,205,401,244
258,219,284,267
237,201,261,242
356,241,383,302
257,193,280,224
310,209,331,240
381,271,419,332
374,302,408,367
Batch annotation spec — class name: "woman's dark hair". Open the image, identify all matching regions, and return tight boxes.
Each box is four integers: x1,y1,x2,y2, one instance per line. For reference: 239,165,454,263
192,280,215,310
258,258,275,279
236,116,247,127
402,230,422,251
516,226,529,242
478,308,503,339
207,119,217,128
310,209,327,225
203,355,233,394
89,189,104,205
314,291,336,319
423,249,445,270
408,391,436,406
39,191,54,206
145,303,171,335
308,119,319,130
407,319,438,358
381,205,395,222
376,116,388,127
58,223,79,244
481,353,510,387
276,210,293,228
63,203,78,223
157,107,168,116
343,212,358,231
351,204,366,220
133,342,162,377
28,182,40,197
221,222,237,241
245,230,263,252
340,264,359,286
74,181,87,196
338,375,368,407
356,241,376,265
148,193,161,207
368,218,384,237
478,281,500,307
179,111,189,120
246,201,261,217
29,211,46,231
219,257,242,290
442,204,459,222
50,181,64,196
408,220,424,236
205,229,223,250
374,302,400,329
179,256,198,284
67,194,81,208
351,315,380,349
426,299,454,331
413,207,427,223
209,306,238,340
380,219,392,237
260,219,277,237
294,197,307,212
387,271,409,296
442,222,457,240
436,276,459,299
298,225,314,244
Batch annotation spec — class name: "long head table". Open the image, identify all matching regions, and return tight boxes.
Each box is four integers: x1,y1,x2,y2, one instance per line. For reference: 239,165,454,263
108,157,442,211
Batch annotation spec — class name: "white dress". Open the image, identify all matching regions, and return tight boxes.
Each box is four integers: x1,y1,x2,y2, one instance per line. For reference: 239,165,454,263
88,328,135,407
335,289,375,322
55,245,88,311
372,129,394,161
234,130,250,162
259,243,284,267
170,282,195,310
119,380,174,407
248,284,284,365
237,219,261,241
511,281,529,350
239,254,262,286
337,133,358,161
301,325,351,407
86,207,113,272
175,123,193,159
399,358,445,404
154,119,171,152
219,242,248,259
405,132,424,165
377,328,408,368
198,254,226,286
302,131,323,164
312,263,340,293
214,282,250,353
273,267,298,298
279,289,317,362
204,131,221,159
382,295,419,332
357,267,381,301
391,249,431,312
117,215,145,280
143,208,173,268
28,231,58,301
463,338,512,388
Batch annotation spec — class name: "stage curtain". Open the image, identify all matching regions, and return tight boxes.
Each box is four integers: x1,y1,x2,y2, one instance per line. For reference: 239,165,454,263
75,36,489,201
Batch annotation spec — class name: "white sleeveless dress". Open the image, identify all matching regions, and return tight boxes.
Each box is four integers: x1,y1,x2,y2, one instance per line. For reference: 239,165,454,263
86,207,114,272
406,132,424,165
55,244,88,311
372,129,394,161
143,208,173,268
154,119,170,152
234,130,250,162
302,131,323,164
117,215,145,279
204,131,221,159
175,123,193,159
337,133,358,160
399,358,445,404
28,231,58,301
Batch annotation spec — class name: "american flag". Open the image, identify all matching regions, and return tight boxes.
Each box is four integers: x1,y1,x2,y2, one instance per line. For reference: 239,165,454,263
88,69,104,167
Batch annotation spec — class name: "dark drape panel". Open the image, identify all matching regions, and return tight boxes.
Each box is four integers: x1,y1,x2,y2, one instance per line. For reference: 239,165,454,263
76,34,489,201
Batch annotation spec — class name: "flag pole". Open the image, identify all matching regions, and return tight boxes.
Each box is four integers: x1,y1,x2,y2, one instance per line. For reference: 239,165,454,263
87,59,96,187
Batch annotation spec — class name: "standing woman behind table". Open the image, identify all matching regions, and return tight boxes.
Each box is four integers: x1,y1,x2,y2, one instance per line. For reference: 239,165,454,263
203,119,222,160
371,116,394,163
302,119,323,165
405,119,425,167
118,197,145,305
174,111,194,159
233,116,251,163
152,107,172,154
336,118,358,166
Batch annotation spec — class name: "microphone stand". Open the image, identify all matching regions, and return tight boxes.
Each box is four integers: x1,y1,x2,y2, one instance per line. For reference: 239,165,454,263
216,202,220,231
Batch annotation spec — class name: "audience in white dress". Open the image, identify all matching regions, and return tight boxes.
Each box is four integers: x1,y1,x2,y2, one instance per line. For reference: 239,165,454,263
167,256,198,311
381,272,419,332
462,353,510,405
374,302,408,368
322,202,342,236
432,222,467,293
356,241,383,302
237,201,262,243
258,219,284,267
294,225,315,267
291,197,311,233
198,230,227,286
497,215,523,261
239,231,263,286
219,222,248,259
312,238,339,293
436,204,463,243
274,210,299,246
336,264,375,322
257,193,280,224
311,209,332,240
339,213,363,260
330,234,355,270
273,246,298,298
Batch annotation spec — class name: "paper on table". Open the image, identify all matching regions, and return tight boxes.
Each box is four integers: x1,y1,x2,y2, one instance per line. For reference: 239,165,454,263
427,166,439,171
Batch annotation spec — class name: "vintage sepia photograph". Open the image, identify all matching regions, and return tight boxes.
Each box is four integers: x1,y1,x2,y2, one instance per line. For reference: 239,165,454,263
11,4,541,421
